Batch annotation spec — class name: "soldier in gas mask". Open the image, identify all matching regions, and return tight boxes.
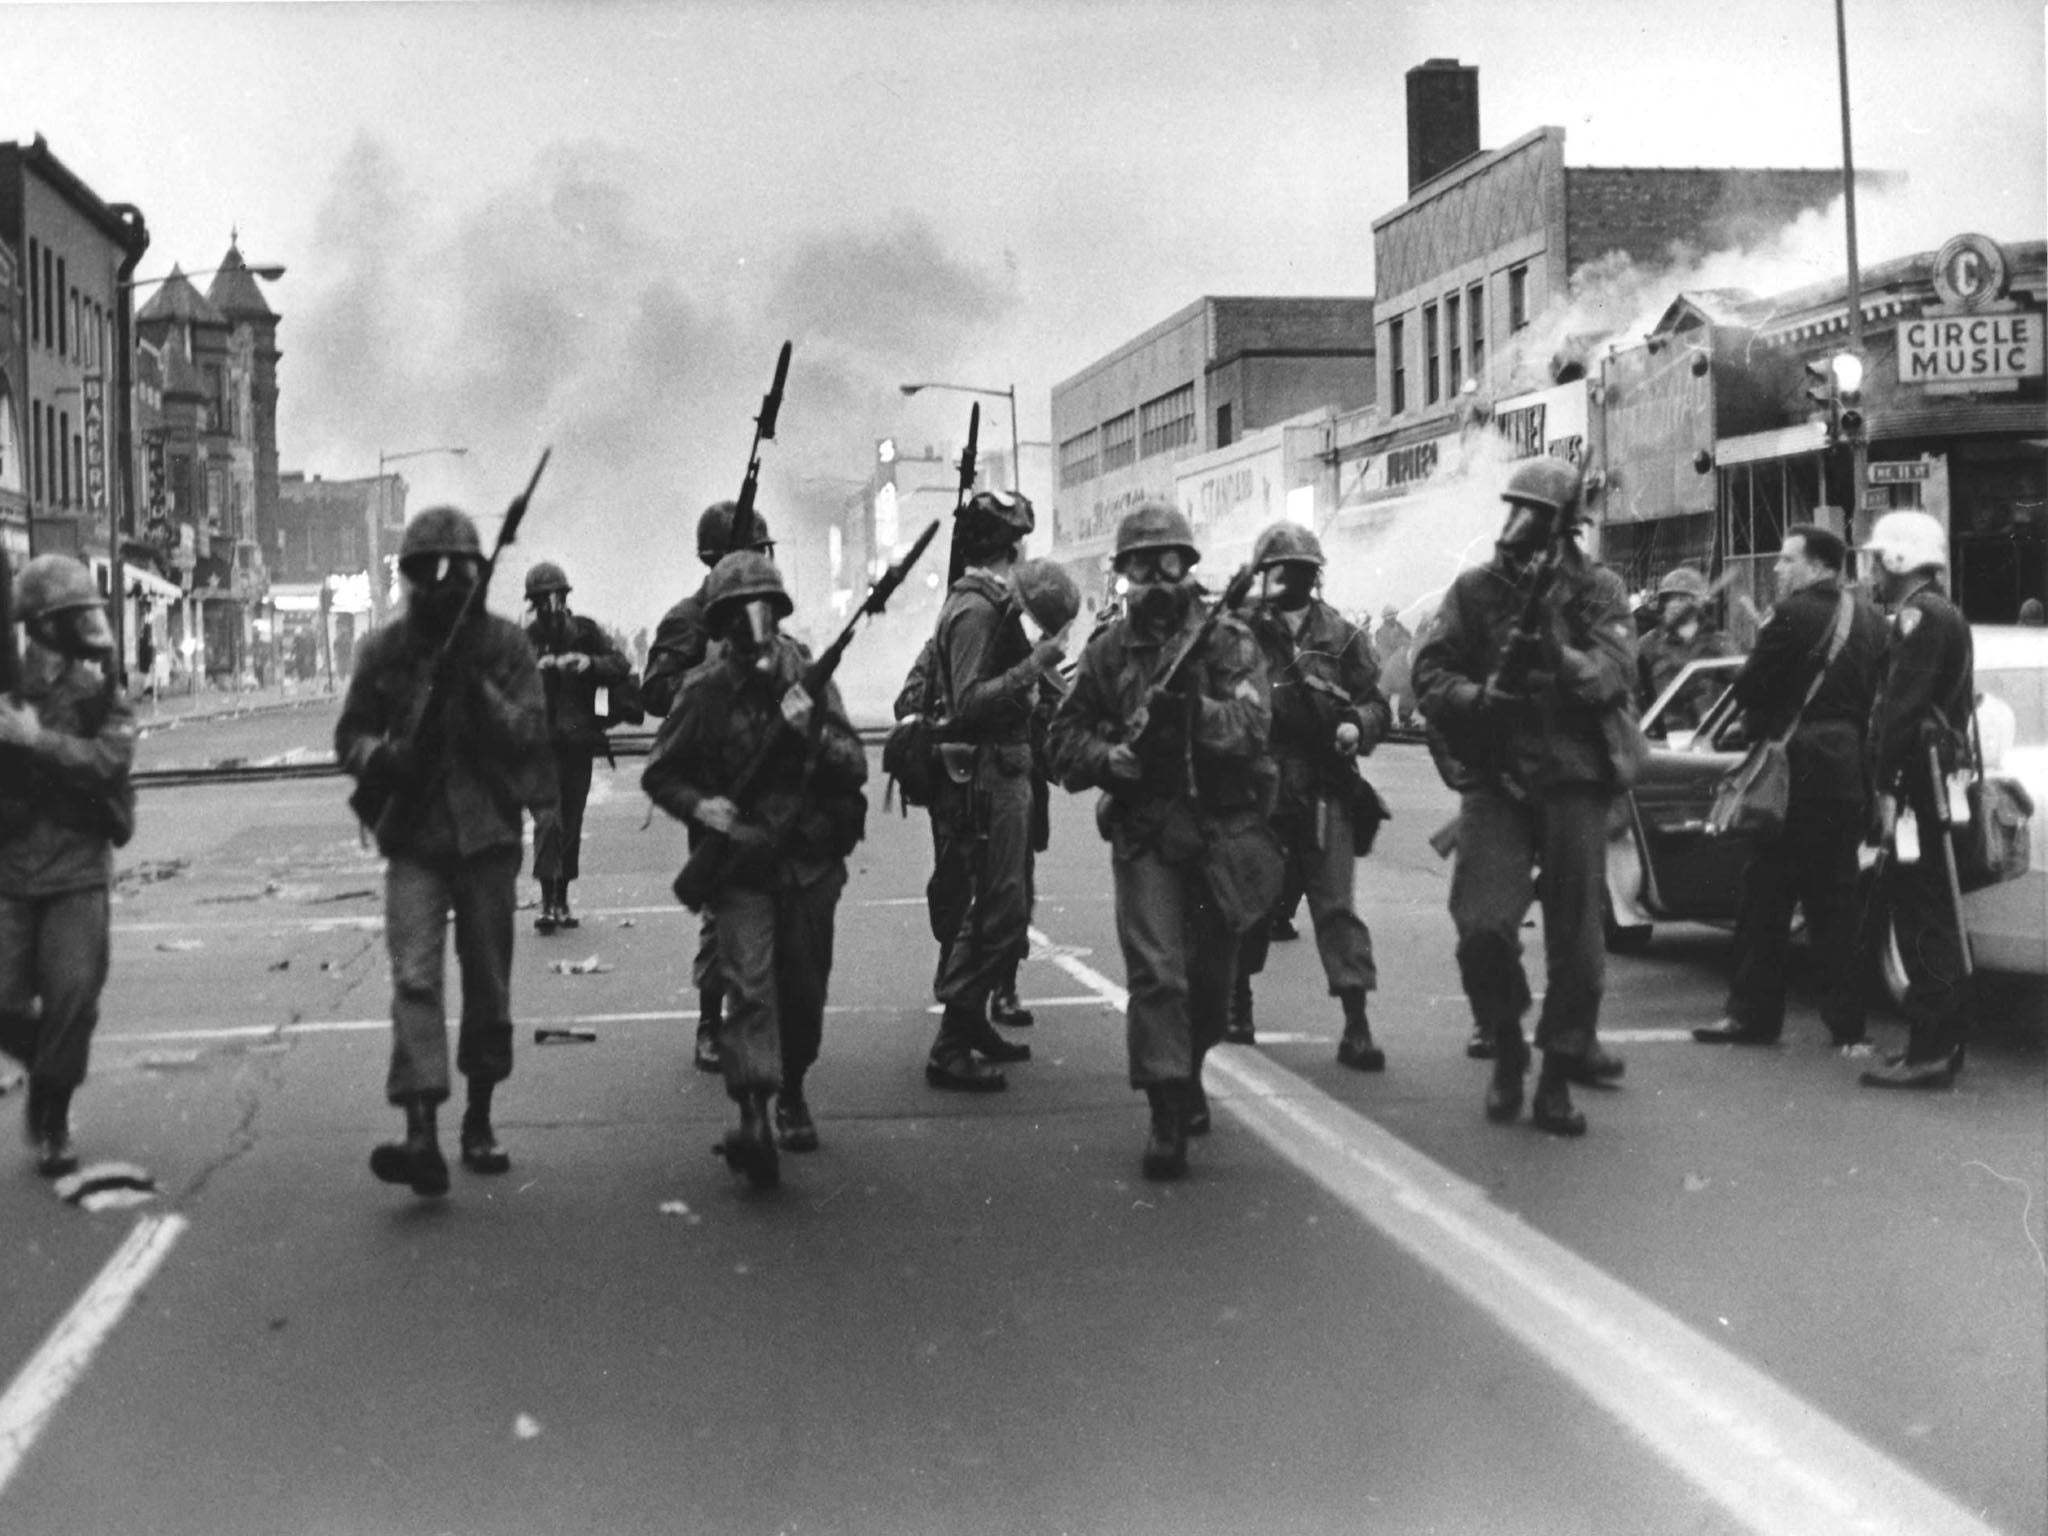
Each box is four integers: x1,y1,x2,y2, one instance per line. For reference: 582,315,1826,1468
1230,522,1390,1068
0,556,137,1177
642,552,868,1183
644,502,776,1075
335,508,555,1196
1046,502,1272,1180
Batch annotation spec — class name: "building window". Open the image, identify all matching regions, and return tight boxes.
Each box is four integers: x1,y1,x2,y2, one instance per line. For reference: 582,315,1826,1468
56,260,67,356
1509,265,1529,332
338,521,358,566
27,240,39,346
1059,428,1099,489
1389,316,1407,415
30,401,41,502
1100,410,1137,473
58,411,71,505
1446,293,1463,397
70,293,81,361
72,431,83,509
1424,302,1441,405
42,248,55,350
1139,385,1196,458
1469,283,1486,381
1216,402,1233,448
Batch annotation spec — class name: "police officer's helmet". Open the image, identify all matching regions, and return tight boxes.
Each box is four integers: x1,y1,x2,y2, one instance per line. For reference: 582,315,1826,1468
399,506,484,563
1862,510,1948,575
1499,458,1583,519
696,501,775,564
1381,605,1401,622
1113,500,1200,568
524,561,571,599
14,555,105,623
1655,566,1709,602
1251,522,1324,572
703,550,793,626
1012,559,1081,635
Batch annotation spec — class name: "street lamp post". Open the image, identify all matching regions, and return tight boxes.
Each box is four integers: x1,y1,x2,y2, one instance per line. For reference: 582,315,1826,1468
1832,0,1869,535
373,445,469,624
899,380,1021,494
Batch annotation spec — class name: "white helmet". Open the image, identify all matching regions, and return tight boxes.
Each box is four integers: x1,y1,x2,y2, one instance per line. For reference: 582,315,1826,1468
1862,511,1948,575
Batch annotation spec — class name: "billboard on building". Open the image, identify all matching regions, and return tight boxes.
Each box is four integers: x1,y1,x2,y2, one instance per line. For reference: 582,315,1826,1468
1600,344,1716,522
1175,434,1286,570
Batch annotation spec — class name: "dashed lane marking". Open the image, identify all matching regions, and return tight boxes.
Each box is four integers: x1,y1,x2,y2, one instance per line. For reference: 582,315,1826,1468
1029,926,2001,1536
0,1215,189,1498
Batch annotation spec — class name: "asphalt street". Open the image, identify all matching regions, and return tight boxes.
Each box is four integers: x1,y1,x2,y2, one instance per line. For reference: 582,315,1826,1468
1,700,2042,1535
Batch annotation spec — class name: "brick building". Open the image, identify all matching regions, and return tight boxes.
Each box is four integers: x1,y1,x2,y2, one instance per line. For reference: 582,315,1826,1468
272,468,408,684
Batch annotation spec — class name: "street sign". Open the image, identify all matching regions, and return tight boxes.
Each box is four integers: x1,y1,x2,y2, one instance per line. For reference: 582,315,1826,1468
1868,461,1933,485
83,372,107,514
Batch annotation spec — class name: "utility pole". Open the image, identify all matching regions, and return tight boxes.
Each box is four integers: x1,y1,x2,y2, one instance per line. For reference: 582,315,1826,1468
1834,0,1868,538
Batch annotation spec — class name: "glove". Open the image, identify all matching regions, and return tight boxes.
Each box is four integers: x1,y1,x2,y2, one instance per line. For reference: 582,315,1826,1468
1136,686,1189,755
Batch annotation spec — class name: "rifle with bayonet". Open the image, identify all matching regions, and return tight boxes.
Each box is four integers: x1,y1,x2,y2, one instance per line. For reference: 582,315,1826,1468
349,448,552,834
1117,563,1258,798
672,516,943,912
943,402,981,588
727,341,791,557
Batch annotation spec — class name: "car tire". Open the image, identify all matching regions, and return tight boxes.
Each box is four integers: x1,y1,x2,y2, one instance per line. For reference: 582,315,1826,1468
1603,891,1655,955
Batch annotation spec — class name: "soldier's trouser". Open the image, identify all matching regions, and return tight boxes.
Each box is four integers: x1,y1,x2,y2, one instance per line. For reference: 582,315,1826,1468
933,759,1033,1054
0,889,110,1089
1114,847,1237,1087
1448,787,1608,1061
1238,795,1376,995
1726,798,1866,1042
925,812,972,957
712,863,847,1096
1885,820,1974,1063
384,849,519,1105
534,746,596,884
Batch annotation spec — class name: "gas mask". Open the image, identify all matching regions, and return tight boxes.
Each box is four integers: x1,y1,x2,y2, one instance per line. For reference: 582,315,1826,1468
533,592,569,634
402,556,482,634
1121,549,1192,633
30,606,113,662
724,600,779,674
1659,597,1699,637
1497,503,1557,569
1261,562,1316,612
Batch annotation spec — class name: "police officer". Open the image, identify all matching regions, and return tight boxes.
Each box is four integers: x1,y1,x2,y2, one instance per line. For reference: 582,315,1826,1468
336,507,555,1196
524,561,632,934
1411,459,1639,1136
1693,525,1887,1052
924,490,1061,1092
641,552,868,1183
1636,565,1736,726
1046,502,1272,1180
1858,511,1977,1090
1229,523,1390,1069
0,556,137,1176
645,502,776,1076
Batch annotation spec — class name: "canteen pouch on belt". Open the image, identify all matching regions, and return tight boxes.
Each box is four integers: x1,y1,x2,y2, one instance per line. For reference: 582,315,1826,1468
1203,814,1287,936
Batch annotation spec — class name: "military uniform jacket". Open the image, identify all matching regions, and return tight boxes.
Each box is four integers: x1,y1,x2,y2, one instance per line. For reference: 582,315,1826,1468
1637,623,1737,708
641,635,869,878
336,612,555,862
642,578,712,718
934,572,1039,749
1046,595,1272,859
0,658,136,896
1871,578,1974,807
1248,597,1389,809
1411,549,1644,793
1729,579,1887,805
526,612,632,751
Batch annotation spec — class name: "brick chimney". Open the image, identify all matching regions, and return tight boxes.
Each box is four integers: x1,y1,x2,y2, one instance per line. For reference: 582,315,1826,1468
1407,59,1480,194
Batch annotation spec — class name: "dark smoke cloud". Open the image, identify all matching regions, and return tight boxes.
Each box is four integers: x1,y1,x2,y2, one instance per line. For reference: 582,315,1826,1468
282,135,1014,648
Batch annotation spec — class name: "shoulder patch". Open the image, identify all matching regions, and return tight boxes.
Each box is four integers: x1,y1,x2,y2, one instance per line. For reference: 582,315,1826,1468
1897,607,1922,637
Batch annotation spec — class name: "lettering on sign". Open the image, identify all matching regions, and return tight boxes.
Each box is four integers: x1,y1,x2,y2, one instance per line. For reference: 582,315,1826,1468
1386,441,1439,488
1901,313,2043,384
1495,402,1547,461
82,374,108,514
1868,461,1932,485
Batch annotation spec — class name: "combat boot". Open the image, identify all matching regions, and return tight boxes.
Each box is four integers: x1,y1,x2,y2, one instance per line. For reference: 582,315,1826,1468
1562,1041,1625,1086
958,1000,1029,1064
694,988,724,1074
534,880,559,936
556,881,580,930
775,1076,820,1153
1140,1085,1188,1181
1530,1055,1587,1137
1484,1038,1527,1124
1222,974,1255,1045
988,957,1033,1029
716,1090,780,1187
27,1079,78,1179
370,1099,451,1196
1334,989,1384,1072
458,1080,511,1174
1183,1075,1212,1137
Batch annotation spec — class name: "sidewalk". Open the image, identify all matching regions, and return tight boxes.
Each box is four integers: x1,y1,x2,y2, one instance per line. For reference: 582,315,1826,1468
131,678,341,733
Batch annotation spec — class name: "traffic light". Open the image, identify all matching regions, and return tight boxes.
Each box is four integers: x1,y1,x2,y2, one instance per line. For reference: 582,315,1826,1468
1803,359,1840,445
1834,352,1867,444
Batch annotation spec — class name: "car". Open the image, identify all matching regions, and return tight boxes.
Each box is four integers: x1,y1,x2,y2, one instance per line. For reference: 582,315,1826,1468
1605,624,2048,997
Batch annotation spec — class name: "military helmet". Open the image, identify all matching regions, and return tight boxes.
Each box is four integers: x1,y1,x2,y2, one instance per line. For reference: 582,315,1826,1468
1863,510,1948,575
1113,500,1200,566
524,560,571,598
1499,457,1583,518
960,488,1036,538
1380,604,1401,621
1012,558,1081,635
14,554,104,623
703,550,793,624
1655,565,1709,602
1252,521,1324,571
399,506,484,562
696,500,774,563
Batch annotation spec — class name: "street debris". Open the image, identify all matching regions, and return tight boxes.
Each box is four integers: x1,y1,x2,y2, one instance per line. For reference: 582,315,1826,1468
155,939,205,953
658,1200,702,1224
54,1162,158,1212
1683,1173,1711,1193
306,888,376,904
513,1413,543,1440
618,918,636,928
136,1050,206,1072
268,959,291,971
548,955,612,976
534,1026,598,1044
114,858,189,894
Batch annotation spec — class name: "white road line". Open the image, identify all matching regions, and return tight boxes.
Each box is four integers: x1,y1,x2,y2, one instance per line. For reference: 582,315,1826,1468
1028,927,2001,1536
0,1214,189,1497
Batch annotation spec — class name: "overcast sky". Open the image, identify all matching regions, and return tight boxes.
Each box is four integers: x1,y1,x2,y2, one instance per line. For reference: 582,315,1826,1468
6,0,2042,629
